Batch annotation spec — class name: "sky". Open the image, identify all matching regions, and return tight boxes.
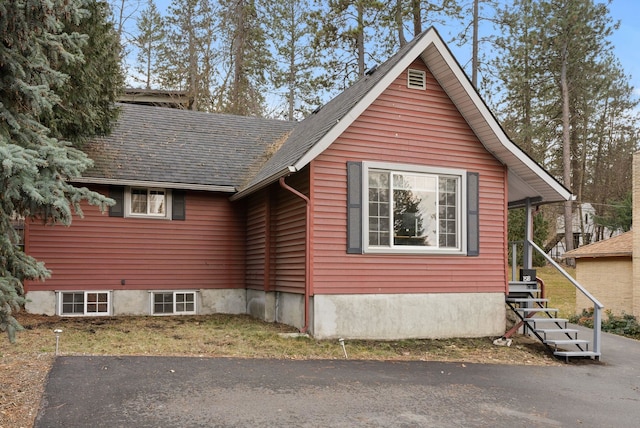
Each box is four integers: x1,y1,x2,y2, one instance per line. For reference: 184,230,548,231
140,0,640,97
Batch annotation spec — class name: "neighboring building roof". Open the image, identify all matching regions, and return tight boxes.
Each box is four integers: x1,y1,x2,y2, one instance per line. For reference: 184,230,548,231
118,88,192,109
78,103,296,192
233,27,572,205
563,231,633,259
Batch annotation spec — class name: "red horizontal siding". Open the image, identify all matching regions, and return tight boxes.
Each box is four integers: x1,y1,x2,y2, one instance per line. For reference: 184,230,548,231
25,187,246,291
310,59,507,295
273,173,307,294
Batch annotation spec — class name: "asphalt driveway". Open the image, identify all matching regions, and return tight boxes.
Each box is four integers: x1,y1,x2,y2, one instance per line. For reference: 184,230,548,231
35,329,640,427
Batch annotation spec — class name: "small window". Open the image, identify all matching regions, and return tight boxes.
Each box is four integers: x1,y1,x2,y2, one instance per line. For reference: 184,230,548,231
125,187,172,219
59,291,111,316
407,69,426,90
152,291,196,315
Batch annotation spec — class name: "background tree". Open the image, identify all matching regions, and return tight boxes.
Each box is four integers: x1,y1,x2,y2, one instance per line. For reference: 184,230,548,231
215,0,271,116
311,0,385,91
387,0,463,50
158,0,219,111
132,0,166,89
264,0,325,120
491,0,638,254
0,0,119,341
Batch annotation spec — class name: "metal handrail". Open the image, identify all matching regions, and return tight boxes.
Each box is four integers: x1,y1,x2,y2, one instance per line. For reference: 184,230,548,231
526,239,603,356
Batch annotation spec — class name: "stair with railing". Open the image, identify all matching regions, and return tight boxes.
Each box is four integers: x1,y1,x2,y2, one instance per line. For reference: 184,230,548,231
506,279,599,362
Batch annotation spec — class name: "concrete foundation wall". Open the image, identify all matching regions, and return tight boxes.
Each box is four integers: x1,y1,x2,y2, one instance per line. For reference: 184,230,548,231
25,289,246,316
25,291,56,316
26,288,506,340
246,290,305,329
199,289,246,315
313,293,506,339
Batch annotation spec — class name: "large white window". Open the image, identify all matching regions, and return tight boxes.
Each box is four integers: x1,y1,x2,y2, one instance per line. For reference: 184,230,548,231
58,291,111,316
363,163,465,253
151,291,197,315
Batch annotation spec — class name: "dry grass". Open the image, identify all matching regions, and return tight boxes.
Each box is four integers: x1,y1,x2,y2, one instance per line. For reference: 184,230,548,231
1,311,561,427
536,264,577,319
5,312,558,362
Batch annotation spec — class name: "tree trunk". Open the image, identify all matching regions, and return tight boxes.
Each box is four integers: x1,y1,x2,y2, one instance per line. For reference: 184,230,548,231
396,0,406,47
357,1,365,77
411,0,421,35
561,43,574,263
472,0,479,88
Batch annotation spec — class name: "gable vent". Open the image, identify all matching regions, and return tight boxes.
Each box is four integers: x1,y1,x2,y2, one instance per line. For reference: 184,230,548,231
407,68,426,90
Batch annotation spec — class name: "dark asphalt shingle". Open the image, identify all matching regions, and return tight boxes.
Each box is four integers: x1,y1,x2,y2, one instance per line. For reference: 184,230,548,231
84,104,296,189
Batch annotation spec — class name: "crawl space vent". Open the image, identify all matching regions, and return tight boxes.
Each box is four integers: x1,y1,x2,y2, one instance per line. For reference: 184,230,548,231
407,68,426,90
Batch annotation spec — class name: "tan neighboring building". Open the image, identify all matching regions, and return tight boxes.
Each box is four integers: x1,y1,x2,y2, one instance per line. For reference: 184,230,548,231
564,232,633,316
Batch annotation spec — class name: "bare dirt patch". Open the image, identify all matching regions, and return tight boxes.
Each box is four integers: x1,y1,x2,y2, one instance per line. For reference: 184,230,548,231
0,312,559,427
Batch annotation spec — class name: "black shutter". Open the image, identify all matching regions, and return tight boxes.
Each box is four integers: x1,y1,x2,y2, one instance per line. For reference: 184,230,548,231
109,186,124,217
346,161,363,254
172,190,186,220
467,172,479,256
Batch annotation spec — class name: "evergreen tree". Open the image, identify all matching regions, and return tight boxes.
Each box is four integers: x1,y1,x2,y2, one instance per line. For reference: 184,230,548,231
0,0,116,341
311,0,385,91
44,0,123,147
492,0,638,252
215,0,270,116
133,0,166,89
159,0,219,111
264,0,325,120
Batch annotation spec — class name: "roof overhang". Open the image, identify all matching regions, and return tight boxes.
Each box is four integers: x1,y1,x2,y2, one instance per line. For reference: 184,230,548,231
419,33,573,205
74,177,236,193
230,166,296,201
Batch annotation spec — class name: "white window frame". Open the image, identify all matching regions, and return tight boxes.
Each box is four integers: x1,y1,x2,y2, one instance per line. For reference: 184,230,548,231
150,291,197,315
362,161,467,255
124,187,172,219
57,291,112,316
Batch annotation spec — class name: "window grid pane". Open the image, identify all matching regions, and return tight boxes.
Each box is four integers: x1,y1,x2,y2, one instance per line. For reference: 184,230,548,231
86,292,109,313
175,292,195,313
62,293,84,314
368,172,390,246
148,190,165,215
438,177,458,248
131,189,148,214
154,293,173,314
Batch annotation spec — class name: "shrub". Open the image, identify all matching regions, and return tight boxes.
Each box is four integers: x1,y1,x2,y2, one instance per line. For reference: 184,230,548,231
570,308,640,339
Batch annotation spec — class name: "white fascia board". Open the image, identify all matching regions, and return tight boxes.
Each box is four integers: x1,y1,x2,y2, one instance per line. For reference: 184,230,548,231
73,177,236,193
293,31,440,171
424,37,573,202
229,166,296,201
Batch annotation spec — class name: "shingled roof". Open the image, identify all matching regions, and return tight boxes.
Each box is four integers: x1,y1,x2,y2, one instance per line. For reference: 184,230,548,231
77,27,572,205
79,103,296,191
563,231,633,259
232,27,572,205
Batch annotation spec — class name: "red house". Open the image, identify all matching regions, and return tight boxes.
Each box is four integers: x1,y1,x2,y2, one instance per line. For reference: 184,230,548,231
24,28,572,340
